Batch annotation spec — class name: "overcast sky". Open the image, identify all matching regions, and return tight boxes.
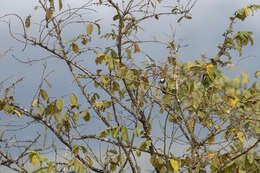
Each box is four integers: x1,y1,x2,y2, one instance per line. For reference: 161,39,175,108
0,0,260,172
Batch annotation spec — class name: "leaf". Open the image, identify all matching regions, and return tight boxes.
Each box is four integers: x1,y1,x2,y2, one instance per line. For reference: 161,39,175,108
95,101,102,108
107,112,112,120
47,162,53,172
86,23,93,35
59,0,63,11
185,15,192,19
236,131,244,143
37,106,44,115
208,136,215,144
113,15,119,21
72,145,79,156
72,43,79,54
45,9,53,21
125,48,132,59
56,98,64,110
169,40,175,50
69,93,78,106
40,89,48,100
163,94,171,105
244,7,250,16
254,71,260,78
32,99,38,107
112,127,120,138
241,71,248,84
87,156,93,167
14,110,22,118
177,16,184,23
44,79,52,88
206,153,214,160
29,151,39,165
82,109,90,122
134,150,140,158
170,159,179,172
25,15,31,28
134,43,140,53
229,98,237,107
121,127,129,142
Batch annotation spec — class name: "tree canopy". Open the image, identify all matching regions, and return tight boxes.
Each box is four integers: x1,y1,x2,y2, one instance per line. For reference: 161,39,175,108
0,0,260,173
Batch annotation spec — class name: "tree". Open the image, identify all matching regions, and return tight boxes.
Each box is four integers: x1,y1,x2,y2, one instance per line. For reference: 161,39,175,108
0,0,260,172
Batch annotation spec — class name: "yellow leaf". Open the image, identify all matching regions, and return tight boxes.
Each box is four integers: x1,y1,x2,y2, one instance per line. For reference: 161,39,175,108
72,43,79,54
134,43,140,53
206,63,214,73
59,0,63,11
169,40,175,50
107,112,112,120
229,98,238,107
32,99,38,107
31,154,39,165
14,110,22,118
45,9,53,21
87,156,93,167
237,131,244,143
238,169,246,173
96,101,102,107
244,7,250,16
86,24,93,35
241,72,248,84
170,159,179,172
208,136,215,144
25,15,31,28
206,153,214,160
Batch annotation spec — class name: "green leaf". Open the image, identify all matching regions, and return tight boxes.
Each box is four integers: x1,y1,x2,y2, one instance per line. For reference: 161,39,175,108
121,127,129,142
56,98,64,110
80,145,87,153
86,24,93,35
69,93,78,106
112,126,120,138
37,106,44,115
72,145,79,156
134,127,142,137
100,129,109,137
40,89,48,100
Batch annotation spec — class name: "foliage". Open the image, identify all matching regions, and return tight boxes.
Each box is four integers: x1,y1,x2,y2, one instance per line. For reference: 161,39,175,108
0,0,260,173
